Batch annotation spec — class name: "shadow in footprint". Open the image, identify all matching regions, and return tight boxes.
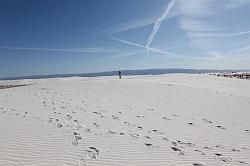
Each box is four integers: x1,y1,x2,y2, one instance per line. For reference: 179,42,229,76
171,147,184,155
145,143,152,147
193,163,206,166
216,125,226,129
237,161,248,165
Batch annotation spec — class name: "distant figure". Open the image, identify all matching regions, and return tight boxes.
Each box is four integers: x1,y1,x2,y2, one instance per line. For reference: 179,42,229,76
118,71,122,79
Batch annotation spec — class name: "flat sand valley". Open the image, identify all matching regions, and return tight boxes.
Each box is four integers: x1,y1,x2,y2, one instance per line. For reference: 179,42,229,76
0,74,250,166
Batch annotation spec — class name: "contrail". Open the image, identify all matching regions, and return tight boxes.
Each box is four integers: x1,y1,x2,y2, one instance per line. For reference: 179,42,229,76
146,0,176,55
111,37,146,49
111,37,178,57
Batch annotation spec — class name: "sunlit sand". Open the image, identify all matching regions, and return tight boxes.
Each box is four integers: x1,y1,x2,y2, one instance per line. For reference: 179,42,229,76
0,74,250,165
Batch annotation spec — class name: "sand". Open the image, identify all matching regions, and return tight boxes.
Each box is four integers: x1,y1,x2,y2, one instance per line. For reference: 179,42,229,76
0,74,250,166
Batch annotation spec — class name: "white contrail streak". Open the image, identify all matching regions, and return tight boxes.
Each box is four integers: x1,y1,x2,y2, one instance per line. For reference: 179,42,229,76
111,37,146,49
110,37,178,57
146,0,176,55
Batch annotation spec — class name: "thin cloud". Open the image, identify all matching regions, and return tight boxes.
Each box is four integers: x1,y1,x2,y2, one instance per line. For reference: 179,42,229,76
187,30,250,38
223,30,250,37
113,50,144,58
178,0,250,56
136,62,159,68
1,46,120,53
178,0,219,49
226,0,250,9
102,4,180,34
102,17,157,34
146,0,176,55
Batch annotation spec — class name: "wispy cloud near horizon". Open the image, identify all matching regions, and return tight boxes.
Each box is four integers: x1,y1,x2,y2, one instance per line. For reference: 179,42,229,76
1,46,121,53
102,17,157,35
226,0,250,9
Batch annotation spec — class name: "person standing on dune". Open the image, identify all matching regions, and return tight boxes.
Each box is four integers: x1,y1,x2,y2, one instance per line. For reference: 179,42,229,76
118,71,122,79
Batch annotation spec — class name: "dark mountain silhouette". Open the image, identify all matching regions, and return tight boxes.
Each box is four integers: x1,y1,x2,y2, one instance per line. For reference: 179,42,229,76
0,68,245,80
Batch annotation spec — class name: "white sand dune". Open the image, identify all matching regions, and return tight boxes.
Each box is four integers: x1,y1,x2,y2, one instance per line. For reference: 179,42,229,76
0,74,250,166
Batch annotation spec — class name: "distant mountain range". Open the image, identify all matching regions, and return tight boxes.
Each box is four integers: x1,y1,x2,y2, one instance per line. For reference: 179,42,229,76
0,68,246,80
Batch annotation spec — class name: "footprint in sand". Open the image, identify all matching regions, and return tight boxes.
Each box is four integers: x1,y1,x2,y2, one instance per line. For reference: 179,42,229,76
124,121,131,126
215,153,222,156
136,115,145,119
93,123,100,128
162,137,169,141
232,148,240,152
66,114,72,120
93,111,101,115
203,119,213,124
73,132,82,141
144,143,159,149
71,139,78,146
171,114,179,117
177,140,195,147
125,104,133,109
129,133,139,138
194,149,205,155
108,130,117,135
193,163,206,166
56,123,63,128
216,125,226,129
150,129,164,134
162,117,171,120
61,106,66,109
171,147,184,155
237,161,248,165
47,118,53,123
85,129,91,133
137,126,143,130
214,153,232,163
203,145,223,150
20,111,28,117
145,136,152,139
172,142,178,146
100,109,108,112
80,108,86,112
145,143,152,147
82,147,99,160
219,156,232,163
112,115,119,120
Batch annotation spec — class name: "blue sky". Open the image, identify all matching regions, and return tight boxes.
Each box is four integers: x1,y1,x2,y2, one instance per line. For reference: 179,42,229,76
0,0,250,77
